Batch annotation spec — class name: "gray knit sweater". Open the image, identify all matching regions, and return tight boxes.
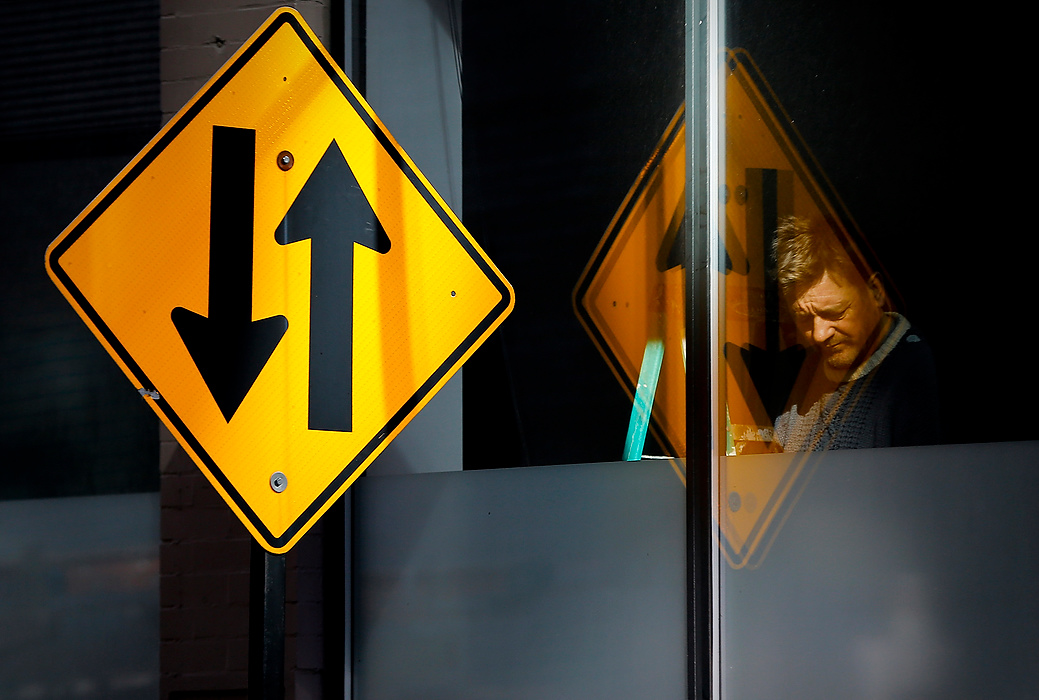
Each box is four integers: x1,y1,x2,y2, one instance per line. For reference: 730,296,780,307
775,314,941,451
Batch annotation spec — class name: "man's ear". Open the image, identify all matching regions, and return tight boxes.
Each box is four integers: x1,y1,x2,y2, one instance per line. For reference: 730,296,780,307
866,272,887,308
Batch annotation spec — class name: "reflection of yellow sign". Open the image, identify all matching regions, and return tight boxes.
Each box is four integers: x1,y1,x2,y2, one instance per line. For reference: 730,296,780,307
45,9,513,553
720,49,868,567
574,108,687,462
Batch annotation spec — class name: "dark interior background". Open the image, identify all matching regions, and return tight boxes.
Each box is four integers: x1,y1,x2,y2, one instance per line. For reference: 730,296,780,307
726,1,1037,445
0,0,160,499
462,1,686,467
462,1,1037,468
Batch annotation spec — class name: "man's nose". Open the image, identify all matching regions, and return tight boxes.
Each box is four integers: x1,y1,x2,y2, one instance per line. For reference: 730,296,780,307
812,316,835,344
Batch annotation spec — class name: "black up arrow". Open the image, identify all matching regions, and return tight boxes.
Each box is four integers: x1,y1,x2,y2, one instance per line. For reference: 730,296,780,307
276,140,390,432
655,194,688,273
655,193,747,275
172,126,289,422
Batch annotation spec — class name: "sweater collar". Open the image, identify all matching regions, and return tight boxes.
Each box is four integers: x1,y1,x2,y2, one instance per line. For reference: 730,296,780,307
846,313,909,383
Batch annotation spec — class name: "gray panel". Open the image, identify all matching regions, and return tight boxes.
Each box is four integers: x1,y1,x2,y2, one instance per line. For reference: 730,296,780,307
365,0,464,474
352,461,687,699
366,0,462,210
720,442,1039,699
366,374,462,475
0,493,159,699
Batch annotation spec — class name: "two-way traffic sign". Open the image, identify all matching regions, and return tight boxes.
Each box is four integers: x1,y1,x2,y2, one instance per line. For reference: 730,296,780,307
45,9,513,553
721,49,881,567
573,49,881,568
573,108,687,463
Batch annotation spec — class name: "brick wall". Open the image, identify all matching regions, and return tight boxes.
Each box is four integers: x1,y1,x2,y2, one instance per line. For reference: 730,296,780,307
158,2,332,698
160,0,331,123
160,428,328,698
160,433,252,698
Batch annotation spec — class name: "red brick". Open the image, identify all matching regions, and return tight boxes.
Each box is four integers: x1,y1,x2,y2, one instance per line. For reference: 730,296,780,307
294,627,323,671
226,635,249,672
161,638,229,674
180,506,231,539
160,541,192,575
294,669,322,700
227,515,250,540
285,599,298,634
192,539,250,573
159,439,181,474
295,601,322,637
164,445,199,475
195,604,248,639
181,572,230,607
161,606,195,641
161,78,211,118
161,506,199,542
160,6,278,48
160,573,184,608
227,571,250,606
160,476,195,509
294,567,322,603
293,527,322,563
164,0,278,16
192,475,231,509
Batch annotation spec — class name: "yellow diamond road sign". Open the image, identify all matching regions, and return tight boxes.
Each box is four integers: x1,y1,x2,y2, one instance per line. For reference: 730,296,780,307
574,49,875,568
45,9,514,553
721,48,877,568
573,107,687,463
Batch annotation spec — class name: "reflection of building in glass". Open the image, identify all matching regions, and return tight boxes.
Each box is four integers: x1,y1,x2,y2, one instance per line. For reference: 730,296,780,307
574,108,688,464
720,49,925,456
717,49,940,569
772,216,939,451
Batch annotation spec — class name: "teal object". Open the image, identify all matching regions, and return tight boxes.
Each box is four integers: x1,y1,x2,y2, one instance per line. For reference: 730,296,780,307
623,339,665,461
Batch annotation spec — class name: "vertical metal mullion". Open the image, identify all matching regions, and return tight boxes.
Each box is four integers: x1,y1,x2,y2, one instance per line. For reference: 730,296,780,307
324,4,363,698
686,0,719,698
351,0,367,97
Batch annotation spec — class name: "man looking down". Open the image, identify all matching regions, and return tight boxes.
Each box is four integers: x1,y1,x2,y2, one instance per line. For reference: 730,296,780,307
772,216,940,450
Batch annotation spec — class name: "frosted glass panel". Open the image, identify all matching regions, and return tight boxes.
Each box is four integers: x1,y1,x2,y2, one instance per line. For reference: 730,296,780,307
353,461,687,699
0,493,159,699
719,442,1039,698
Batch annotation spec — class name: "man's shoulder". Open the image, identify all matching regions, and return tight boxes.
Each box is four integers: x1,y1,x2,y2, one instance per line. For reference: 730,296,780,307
853,314,932,381
883,318,937,374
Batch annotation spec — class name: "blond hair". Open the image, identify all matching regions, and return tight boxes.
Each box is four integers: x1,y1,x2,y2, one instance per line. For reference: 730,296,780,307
773,216,859,296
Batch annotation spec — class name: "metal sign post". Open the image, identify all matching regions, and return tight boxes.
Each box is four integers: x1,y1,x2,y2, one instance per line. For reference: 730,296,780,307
249,542,286,700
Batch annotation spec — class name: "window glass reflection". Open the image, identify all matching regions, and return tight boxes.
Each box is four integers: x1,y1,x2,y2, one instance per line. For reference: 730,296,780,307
574,109,687,461
772,215,939,450
716,4,1039,696
462,1,685,468
721,48,946,456
721,6,1038,450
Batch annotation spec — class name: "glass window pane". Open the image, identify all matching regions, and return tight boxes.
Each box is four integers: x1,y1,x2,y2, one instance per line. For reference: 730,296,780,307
462,1,686,468
716,4,1039,696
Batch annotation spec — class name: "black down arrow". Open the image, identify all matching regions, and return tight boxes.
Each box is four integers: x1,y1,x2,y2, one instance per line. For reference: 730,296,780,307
725,168,804,424
172,126,288,422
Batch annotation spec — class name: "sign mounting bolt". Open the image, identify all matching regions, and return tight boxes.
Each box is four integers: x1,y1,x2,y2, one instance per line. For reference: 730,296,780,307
270,471,287,493
277,151,294,171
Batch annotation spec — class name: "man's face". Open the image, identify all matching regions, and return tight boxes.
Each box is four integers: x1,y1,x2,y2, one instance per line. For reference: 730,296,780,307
790,269,885,382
